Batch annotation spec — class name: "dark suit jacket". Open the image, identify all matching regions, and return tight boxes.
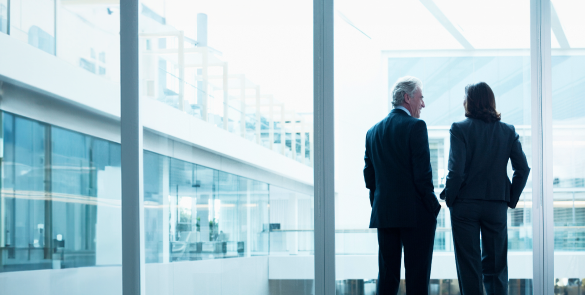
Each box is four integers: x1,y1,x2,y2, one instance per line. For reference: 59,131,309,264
364,109,441,228
442,118,530,208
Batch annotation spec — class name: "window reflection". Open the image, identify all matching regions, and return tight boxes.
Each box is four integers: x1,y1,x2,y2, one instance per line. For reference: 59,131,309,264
1,112,122,271
1,112,312,272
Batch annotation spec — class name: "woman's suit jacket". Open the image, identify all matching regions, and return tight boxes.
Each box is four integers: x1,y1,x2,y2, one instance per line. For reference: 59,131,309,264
442,118,530,208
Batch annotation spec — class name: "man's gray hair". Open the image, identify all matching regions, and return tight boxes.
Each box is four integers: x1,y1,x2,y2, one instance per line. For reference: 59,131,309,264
391,76,423,107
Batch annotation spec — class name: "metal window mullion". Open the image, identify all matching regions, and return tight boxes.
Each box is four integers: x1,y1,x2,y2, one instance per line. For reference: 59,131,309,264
120,1,145,295
531,0,554,294
314,0,335,294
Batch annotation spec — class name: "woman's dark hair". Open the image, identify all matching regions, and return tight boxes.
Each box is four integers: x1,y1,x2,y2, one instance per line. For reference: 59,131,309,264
464,82,501,123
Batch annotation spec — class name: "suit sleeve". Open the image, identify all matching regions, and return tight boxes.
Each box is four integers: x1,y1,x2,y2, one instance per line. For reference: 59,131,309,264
364,134,376,207
444,123,466,207
508,127,530,209
410,120,441,216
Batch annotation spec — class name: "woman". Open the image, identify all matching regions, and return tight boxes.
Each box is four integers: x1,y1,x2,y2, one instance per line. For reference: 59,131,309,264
441,82,530,294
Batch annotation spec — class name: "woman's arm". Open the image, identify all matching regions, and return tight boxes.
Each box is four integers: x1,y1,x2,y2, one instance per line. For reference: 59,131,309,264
508,129,530,208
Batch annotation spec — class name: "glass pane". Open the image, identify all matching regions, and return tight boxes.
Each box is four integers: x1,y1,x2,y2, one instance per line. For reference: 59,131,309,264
552,0,585,292
139,0,314,294
56,1,120,83
9,0,55,54
0,1,121,293
334,0,532,294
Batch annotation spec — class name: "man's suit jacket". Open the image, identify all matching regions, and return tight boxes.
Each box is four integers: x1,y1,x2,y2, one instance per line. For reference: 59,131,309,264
364,109,441,228
442,118,530,208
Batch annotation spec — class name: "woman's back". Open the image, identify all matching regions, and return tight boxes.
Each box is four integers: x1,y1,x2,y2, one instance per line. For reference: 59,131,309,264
442,82,530,208
447,118,518,203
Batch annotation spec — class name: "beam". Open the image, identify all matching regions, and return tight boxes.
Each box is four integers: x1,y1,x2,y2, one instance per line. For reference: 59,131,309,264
61,0,118,4
551,3,570,49
419,0,474,50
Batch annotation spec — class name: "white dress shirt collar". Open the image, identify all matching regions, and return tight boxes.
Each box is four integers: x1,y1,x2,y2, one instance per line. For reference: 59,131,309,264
395,106,411,117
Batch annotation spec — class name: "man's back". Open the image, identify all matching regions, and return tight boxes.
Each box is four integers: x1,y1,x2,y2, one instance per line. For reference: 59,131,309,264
364,109,440,228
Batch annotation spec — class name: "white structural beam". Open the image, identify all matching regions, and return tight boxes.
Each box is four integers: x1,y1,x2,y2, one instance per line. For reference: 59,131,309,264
120,0,145,295
531,0,554,294
551,3,570,49
418,0,474,50
382,48,585,58
314,0,335,294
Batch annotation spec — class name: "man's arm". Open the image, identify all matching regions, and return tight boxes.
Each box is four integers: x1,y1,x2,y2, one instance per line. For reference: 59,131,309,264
444,123,466,207
410,120,441,215
364,135,376,207
508,128,530,208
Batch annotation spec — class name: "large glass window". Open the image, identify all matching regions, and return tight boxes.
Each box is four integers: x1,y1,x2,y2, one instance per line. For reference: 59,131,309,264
1,113,48,271
56,2,120,83
139,1,314,294
551,0,585,292
0,0,122,292
0,111,122,295
334,0,532,293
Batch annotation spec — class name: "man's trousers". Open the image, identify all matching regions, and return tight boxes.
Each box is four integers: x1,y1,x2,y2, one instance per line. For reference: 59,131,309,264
376,203,437,295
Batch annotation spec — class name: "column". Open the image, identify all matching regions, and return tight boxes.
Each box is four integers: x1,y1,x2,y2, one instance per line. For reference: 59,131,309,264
246,179,252,257
240,75,246,138
162,157,170,263
281,106,286,155
269,96,274,150
178,31,185,111
223,63,229,130
255,86,261,144
300,118,306,164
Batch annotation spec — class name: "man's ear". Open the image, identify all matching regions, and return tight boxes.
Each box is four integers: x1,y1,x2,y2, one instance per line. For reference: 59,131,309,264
403,93,410,104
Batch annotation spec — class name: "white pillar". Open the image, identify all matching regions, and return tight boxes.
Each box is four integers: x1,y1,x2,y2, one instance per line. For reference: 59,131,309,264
289,193,299,255
269,97,274,150
162,157,170,263
310,128,314,167
255,86,261,144
246,179,252,257
240,75,246,138
291,113,296,160
178,31,185,111
223,63,229,130
300,118,306,164
281,107,286,155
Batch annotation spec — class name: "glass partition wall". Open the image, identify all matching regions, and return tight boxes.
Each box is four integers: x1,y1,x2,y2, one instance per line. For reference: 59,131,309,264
0,0,579,294
138,0,314,294
333,0,533,294
551,0,585,293
0,0,122,294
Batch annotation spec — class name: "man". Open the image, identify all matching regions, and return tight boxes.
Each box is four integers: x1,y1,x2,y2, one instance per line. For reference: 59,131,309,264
364,76,441,294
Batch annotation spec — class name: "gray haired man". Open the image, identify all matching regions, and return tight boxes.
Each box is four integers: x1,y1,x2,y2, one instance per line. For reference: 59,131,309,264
364,76,440,294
